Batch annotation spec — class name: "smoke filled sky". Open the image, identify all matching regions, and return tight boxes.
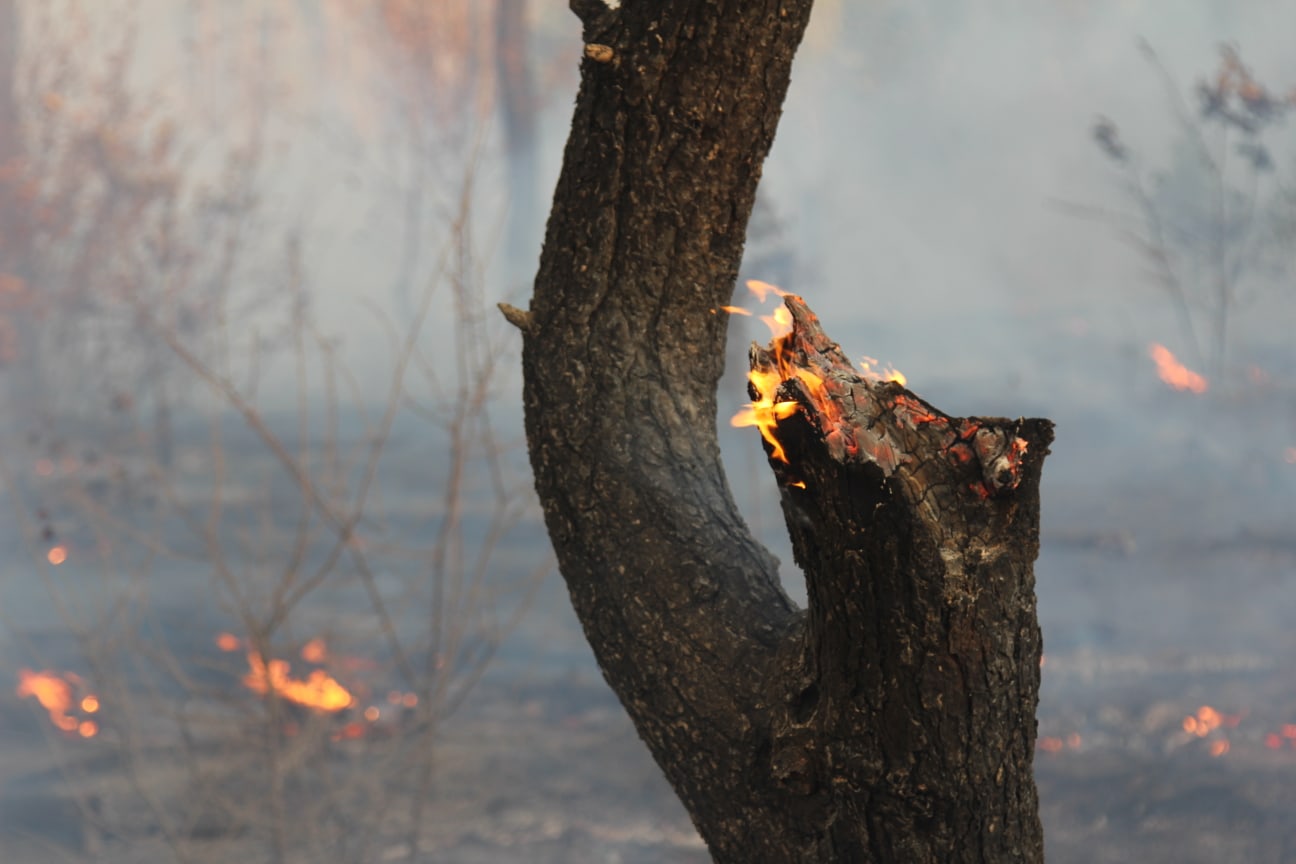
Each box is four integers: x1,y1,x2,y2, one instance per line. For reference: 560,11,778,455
6,0,1292,609
3,4,1296,861
23,1,1291,406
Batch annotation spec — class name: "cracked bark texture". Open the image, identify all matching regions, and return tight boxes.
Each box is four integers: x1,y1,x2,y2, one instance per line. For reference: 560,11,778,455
512,1,1050,861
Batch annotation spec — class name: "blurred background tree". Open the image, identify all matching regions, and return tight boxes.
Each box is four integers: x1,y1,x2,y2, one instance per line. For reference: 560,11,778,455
1090,43,1296,379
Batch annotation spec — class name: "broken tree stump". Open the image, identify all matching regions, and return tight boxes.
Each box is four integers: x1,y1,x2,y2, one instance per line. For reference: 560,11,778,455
743,294,1053,861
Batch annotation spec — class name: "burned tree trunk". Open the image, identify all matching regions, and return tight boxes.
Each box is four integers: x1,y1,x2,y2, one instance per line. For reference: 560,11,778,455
506,1,1050,861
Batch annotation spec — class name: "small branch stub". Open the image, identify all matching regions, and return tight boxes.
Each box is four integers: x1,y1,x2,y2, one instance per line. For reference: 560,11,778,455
497,302,534,333
584,43,615,63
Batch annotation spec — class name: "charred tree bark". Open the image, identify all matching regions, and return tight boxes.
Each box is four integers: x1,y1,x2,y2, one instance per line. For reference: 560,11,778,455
507,1,1050,861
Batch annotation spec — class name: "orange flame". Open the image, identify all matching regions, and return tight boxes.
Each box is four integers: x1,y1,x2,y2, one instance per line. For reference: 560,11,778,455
1148,343,1208,393
223,632,363,713
745,279,788,303
242,652,352,713
759,304,793,341
16,669,99,736
47,545,68,566
729,283,829,465
859,355,907,387
729,282,909,473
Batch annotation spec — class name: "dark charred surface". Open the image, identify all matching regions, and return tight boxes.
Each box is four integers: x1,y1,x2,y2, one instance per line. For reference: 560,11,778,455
516,2,1050,861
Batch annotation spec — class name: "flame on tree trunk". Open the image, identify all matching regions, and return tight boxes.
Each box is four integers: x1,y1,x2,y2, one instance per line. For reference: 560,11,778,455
506,1,1051,860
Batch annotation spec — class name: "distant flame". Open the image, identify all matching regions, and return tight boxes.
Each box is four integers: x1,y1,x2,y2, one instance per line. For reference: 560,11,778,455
1183,705,1222,736
217,631,354,713
1148,343,1208,394
242,652,353,713
1037,733,1082,754
300,637,328,664
47,545,68,566
16,669,99,736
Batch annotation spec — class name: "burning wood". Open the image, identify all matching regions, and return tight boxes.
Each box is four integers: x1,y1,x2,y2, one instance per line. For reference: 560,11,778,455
732,287,1034,499
213,632,423,741
721,286,1053,857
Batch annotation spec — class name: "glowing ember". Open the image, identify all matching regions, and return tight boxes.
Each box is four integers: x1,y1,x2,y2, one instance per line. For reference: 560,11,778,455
16,669,99,736
1037,733,1082,754
242,652,353,713
1183,705,1222,736
215,632,241,652
718,305,751,316
333,722,365,741
300,637,328,664
46,545,68,566
1148,343,1208,394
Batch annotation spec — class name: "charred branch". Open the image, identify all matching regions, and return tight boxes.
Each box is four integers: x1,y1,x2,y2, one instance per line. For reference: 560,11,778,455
752,296,1051,860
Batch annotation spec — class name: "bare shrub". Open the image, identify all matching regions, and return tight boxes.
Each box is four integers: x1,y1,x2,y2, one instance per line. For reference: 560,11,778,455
2,5,548,862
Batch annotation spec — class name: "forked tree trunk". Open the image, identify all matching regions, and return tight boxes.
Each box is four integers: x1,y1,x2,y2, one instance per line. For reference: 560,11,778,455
504,2,1051,861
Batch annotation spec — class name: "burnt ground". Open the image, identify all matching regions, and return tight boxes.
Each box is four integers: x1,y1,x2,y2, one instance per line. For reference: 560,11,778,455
1,384,1294,863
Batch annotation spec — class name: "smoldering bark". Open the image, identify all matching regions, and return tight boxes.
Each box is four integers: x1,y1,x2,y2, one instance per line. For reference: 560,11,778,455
511,1,1050,861
751,297,1049,860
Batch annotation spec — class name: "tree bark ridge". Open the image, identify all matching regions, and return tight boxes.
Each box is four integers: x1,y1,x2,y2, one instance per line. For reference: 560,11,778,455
753,295,1050,861
517,1,1050,860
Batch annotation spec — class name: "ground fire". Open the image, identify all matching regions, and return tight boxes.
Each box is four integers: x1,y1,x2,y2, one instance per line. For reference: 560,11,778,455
1148,342,1208,393
216,632,353,712
15,668,100,737
214,632,420,739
